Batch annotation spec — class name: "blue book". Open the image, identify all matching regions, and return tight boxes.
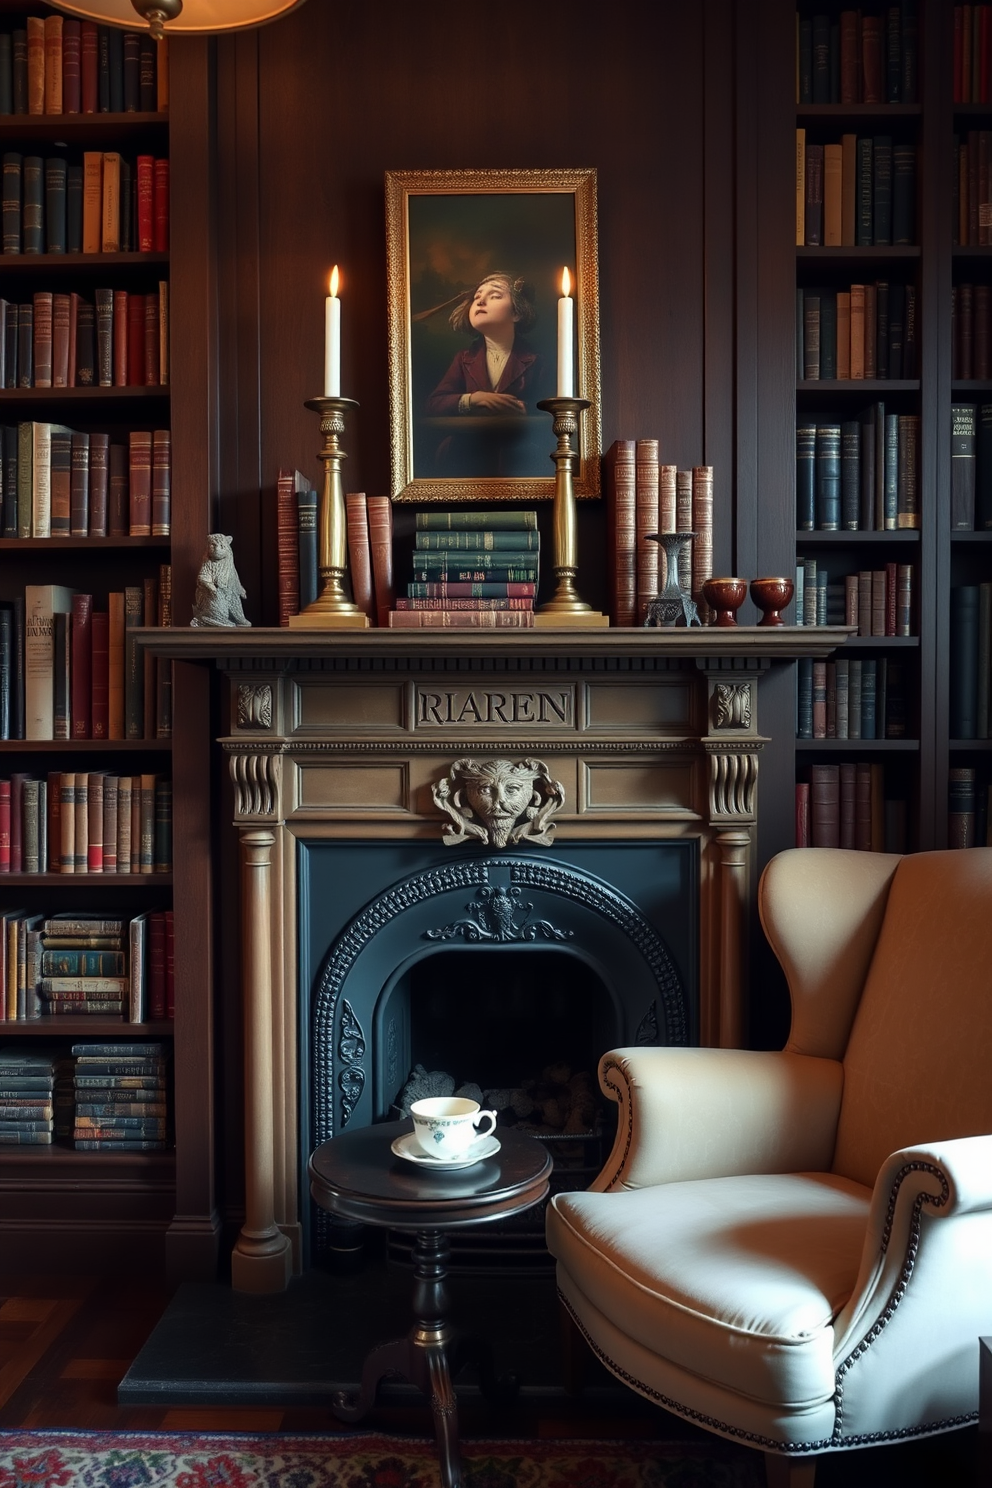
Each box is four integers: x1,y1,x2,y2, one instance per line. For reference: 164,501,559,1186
873,136,892,246
11,30,26,115
797,658,813,739
812,12,831,102
44,156,66,255
297,486,318,610
796,421,816,530
841,421,860,530
892,144,916,245
861,659,877,740
0,34,12,115
21,156,42,255
815,423,841,530
884,413,899,529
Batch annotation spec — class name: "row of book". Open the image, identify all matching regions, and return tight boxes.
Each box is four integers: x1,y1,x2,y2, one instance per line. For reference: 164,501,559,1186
1,576,172,741
954,132,992,248
0,771,172,876
389,509,539,628
795,559,914,635
798,656,909,742
0,1042,170,1149
949,584,992,739
949,766,992,847
795,762,908,852
0,285,169,390
797,6,918,105
954,6,992,102
950,404,992,530
796,133,917,249
0,19,167,117
0,424,170,538
797,281,917,383
274,472,399,628
950,283,992,380
796,410,919,531
603,443,714,627
2,150,169,257
2,914,173,1024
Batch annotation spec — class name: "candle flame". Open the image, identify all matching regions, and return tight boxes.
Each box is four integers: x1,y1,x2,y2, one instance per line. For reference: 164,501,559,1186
561,266,571,297
329,265,340,297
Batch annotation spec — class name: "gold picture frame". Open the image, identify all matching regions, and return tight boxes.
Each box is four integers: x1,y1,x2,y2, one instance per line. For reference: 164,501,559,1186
385,167,602,504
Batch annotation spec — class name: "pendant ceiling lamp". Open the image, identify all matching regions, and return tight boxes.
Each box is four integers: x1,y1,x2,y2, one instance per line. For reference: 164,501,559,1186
49,0,306,42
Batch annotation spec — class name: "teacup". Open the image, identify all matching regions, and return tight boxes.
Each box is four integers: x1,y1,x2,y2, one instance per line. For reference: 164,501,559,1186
410,1096,498,1160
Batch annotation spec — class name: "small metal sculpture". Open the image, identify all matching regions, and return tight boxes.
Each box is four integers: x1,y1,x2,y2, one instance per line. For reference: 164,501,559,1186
190,533,251,628
643,532,701,628
432,757,566,848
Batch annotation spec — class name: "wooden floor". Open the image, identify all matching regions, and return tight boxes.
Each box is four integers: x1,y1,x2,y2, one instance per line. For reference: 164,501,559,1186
0,1273,984,1487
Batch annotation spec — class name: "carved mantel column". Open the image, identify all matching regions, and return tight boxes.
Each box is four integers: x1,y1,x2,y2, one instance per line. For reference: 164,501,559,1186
228,717,293,1294
699,663,767,1050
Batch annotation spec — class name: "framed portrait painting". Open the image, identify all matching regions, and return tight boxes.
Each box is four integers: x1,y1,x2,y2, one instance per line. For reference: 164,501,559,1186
385,167,602,504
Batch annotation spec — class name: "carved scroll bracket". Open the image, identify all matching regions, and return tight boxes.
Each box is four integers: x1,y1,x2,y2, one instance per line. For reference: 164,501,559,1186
703,740,766,827
226,746,284,823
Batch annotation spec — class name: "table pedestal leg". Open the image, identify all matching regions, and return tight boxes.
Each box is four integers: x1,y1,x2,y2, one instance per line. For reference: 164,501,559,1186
331,1229,462,1488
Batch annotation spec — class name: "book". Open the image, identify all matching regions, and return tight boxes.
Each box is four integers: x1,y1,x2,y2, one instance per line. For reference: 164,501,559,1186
345,491,374,620
810,764,840,847
951,403,977,528
387,610,536,628
297,484,318,609
276,468,307,624
128,429,152,534
415,510,538,530
367,495,394,628
405,583,536,599
691,466,714,621
24,584,74,739
634,439,659,623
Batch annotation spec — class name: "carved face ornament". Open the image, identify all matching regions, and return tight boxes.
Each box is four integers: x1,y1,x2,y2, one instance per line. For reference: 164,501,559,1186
431,756,565,849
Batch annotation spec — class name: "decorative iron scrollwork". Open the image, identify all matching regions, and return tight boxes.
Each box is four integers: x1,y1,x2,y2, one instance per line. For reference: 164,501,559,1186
431,757,565,848
425,884,573,944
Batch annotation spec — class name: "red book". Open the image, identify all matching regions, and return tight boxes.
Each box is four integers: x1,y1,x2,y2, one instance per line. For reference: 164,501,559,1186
165,909,174,1019
128,431,152,535
0,780,10,871
33,291,53,388
47,772,61,870
810,763,840,848
62,19,81,113
43,13,62,114
151,430,170,536
605,439,636,627
127,293,145,386
794,781,810,848
861,14,883,103
80,22,98,113
144,294,159,385
87,771,103,871
153,158,169,252
276,469,303,625
52,294,70,388
67,292,79,389
345,492,374,620
70,594,93,740
113,289,128,386
88,432,110,536
367,495,394,629
90,610,109,740
136,155,154,251
108,443,128,536
634,438,660,623
9,773,29,872
148,910,166,1020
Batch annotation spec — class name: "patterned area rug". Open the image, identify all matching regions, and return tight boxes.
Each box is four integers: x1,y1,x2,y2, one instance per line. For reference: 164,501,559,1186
0,1428,765,1486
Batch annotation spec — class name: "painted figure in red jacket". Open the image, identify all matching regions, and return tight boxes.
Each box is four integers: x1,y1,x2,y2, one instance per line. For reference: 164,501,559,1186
424,272,552,477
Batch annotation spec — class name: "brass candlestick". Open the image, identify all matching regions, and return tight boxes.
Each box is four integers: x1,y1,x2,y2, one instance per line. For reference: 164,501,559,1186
534,395,608,627
288,395,369,629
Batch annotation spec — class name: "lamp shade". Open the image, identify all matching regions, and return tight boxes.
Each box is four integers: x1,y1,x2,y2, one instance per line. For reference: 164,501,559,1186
48,0,307,35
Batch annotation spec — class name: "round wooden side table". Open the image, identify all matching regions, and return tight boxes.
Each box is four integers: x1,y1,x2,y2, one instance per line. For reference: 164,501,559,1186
308,1118,552,1488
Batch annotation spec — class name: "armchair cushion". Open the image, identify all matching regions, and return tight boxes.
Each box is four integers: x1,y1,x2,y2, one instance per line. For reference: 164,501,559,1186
547,1171,871,1411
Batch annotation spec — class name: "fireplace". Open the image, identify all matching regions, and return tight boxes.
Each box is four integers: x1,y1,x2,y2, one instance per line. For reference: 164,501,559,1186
303,839,696,1267
138,625,848,1294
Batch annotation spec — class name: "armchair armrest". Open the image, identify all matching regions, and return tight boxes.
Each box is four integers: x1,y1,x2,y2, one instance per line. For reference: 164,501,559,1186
592,1046,844,1192
832,1134,992,1367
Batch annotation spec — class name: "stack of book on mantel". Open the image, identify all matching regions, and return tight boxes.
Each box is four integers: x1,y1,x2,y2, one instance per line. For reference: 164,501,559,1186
0,1046,71,1145
389,509,539,628
71,1040,169,1150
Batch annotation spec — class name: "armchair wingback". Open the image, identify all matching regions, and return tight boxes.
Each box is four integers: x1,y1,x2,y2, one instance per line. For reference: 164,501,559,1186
546,848,992,1487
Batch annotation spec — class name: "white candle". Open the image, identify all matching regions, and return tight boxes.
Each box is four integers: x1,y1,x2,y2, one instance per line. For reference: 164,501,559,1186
324,265,341,397
557,266,574,397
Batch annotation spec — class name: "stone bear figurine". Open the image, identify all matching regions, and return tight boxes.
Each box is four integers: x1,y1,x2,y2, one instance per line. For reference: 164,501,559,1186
190,533,251,628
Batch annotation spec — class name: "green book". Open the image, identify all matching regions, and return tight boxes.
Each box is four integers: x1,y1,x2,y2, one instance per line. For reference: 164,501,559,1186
416,510,537,531
414,531,540,551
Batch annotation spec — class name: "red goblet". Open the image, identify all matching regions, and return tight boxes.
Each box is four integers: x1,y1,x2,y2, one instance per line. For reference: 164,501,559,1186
749,576,795,627
701,577,748,627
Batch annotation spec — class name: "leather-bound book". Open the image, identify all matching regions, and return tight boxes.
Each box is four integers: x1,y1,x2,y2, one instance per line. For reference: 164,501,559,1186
368,495,395,629
127,292,144,385
26,16,44,115
100,151,120,253
951,403,977,529
80,23,98,113
62,20,81,113
45,156,66,254
94,287,113,387
52,293,70,387
43,14,62,114
70,594,93,740
604,439,635,626
113,288,128,386
153,158,169,251
143,292,159,384
275,469,304,624
88,431,109,535
345,491,373,620
810,764,841,847
128,430,152,535
151,430,170,536
136,155,153,251
388,610,534,629
32,290,52,387
634,438,659,623
691,465,714,620
49,427,71,536
839,761,857,850
90,610,109,741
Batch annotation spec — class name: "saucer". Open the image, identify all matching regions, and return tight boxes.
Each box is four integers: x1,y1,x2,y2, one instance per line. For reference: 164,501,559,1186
391,1131,501,1171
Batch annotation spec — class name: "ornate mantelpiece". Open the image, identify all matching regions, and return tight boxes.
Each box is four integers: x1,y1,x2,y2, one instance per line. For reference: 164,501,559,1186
141,626,851,1294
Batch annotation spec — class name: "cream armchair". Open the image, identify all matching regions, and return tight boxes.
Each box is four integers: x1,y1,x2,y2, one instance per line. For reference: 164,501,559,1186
546,847,992,1487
